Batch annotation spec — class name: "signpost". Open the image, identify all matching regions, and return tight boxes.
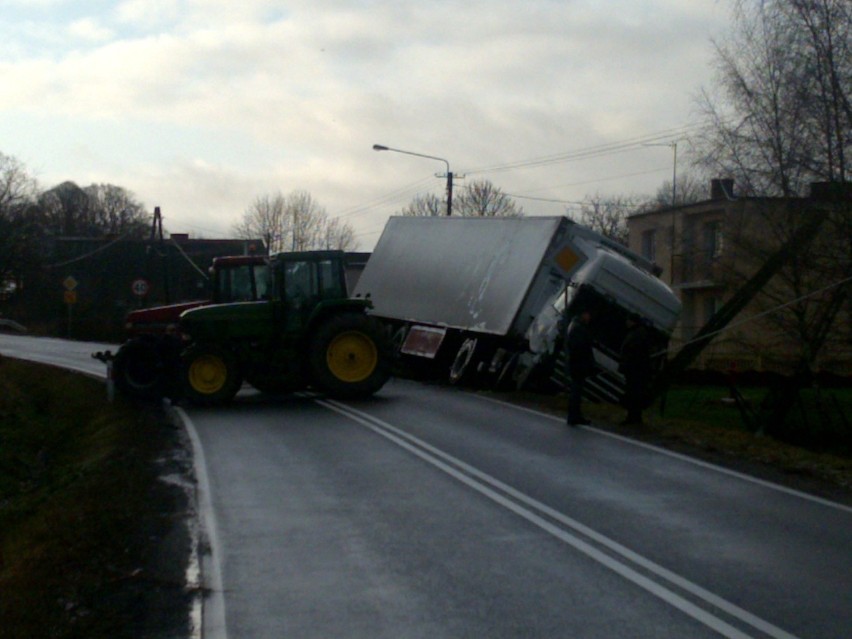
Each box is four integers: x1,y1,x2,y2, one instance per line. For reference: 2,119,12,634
63,275,78,335
131,278,150,308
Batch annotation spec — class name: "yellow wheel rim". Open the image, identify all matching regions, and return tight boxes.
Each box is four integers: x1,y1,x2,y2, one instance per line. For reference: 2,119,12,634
327,331,378,383
188,354,228,394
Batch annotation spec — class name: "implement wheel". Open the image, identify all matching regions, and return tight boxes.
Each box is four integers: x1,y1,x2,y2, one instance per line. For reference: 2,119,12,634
309,313,390,399
182,344,243,405
113,337,168,399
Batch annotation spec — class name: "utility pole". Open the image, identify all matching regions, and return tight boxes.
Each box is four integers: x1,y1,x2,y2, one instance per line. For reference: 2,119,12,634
149,206,171,304
445,170,454,216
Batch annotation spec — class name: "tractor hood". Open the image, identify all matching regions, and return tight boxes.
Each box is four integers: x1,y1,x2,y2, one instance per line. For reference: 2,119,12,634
179,301,275,341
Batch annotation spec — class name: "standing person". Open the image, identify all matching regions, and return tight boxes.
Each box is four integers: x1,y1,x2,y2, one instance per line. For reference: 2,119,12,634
565,308,595,427
619,314,652,425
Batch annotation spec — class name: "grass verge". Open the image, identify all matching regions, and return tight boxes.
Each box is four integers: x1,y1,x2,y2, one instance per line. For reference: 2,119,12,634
0,357,191,639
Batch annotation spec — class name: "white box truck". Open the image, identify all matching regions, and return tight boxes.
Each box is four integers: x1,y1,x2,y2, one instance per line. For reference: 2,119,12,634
353,216,681,401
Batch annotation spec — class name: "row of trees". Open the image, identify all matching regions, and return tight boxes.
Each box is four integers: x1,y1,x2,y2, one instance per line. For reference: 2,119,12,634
0,154,151,298
232,191,357,253
0,153,362,328
392,176,709,246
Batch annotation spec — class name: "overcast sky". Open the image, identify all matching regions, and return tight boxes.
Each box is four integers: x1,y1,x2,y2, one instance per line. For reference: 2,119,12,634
0,0,731,248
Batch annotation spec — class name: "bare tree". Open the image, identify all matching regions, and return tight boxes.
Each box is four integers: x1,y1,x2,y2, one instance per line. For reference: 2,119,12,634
455,179,524,217
576,193,644,245
83,184,149,238
234,190,357,252
233,192,287,251
320,216,357,251
400,193,444,217
399,180,523,218
696,0,851,195
0,153,40,293
650,171,710,209
38,181,91,236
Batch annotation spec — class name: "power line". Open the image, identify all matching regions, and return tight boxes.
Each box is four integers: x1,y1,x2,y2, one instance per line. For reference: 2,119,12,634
332,176,437,220
44,232,135,268
461,124,700,176
336,125,703,228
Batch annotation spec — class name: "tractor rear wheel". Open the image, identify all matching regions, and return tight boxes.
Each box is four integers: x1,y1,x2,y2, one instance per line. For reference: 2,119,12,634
308,313,390,399
182,343,243,405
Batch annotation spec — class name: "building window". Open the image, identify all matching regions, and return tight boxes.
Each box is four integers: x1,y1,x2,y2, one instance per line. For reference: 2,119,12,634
641,229,656,262
703,221,723,260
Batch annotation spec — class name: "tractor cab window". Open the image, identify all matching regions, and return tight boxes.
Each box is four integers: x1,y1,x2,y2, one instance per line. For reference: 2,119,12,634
218,266,254,302
282,260,316,309
317,259,345,299
280,257,346,308
253,264,270,299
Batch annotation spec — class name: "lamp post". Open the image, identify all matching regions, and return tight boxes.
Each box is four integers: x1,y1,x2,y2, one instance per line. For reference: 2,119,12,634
643,141,678,206
644,141,680,285
372,144,453,216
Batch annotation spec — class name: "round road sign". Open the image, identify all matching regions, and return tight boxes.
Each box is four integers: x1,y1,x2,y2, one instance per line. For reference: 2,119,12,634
131,278,150,297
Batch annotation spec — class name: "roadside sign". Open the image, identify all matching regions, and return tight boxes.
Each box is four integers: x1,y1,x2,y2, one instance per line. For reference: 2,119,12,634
131,278,150,298
64,290,77,304
63,276,78,291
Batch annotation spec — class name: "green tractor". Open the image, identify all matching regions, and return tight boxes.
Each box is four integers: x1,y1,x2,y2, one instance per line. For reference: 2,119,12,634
178,250,390,404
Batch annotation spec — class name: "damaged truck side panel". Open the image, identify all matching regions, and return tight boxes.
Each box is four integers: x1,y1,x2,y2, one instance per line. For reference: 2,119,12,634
353,216,681,401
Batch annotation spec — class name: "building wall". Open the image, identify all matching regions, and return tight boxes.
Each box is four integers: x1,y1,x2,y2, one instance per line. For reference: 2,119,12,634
627,190,851,375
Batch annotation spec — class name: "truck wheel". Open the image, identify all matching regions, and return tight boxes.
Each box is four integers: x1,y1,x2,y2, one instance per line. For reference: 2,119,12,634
495,352,519,391
113,338,167,399
449,338,478,385
182,344,243,405
308,314,390,399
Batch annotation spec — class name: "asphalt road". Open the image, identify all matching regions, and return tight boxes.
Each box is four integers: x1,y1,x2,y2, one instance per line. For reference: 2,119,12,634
184,380,851,639
3,334,850,639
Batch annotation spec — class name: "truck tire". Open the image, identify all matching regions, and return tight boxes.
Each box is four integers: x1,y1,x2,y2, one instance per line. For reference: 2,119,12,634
182,343,243,405
449,338,478,385
308,313,390,399
113,337,169,399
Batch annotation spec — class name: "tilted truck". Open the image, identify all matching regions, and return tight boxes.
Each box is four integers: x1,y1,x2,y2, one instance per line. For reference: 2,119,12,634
352,216,681,403
177,249,390,404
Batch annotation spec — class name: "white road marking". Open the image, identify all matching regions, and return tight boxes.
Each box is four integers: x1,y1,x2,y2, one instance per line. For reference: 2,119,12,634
475,393,852,514
175,407,229,639
322,399,802,639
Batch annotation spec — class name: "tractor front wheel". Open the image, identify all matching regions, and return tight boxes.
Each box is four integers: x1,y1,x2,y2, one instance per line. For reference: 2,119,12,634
182,344,243,405
308,314,390,399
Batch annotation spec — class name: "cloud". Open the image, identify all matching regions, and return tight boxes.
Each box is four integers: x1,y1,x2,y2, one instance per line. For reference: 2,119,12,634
67,18,113,42
0,0,731,247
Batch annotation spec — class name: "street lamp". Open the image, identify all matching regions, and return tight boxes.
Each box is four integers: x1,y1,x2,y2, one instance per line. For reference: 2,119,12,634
372,144,454,216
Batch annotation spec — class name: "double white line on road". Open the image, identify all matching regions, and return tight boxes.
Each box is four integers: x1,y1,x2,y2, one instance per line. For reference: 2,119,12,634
320,398,801,639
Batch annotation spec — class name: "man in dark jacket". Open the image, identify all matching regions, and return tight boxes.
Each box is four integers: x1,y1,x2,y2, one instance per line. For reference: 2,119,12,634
619,314,652,425
566,308,595,427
